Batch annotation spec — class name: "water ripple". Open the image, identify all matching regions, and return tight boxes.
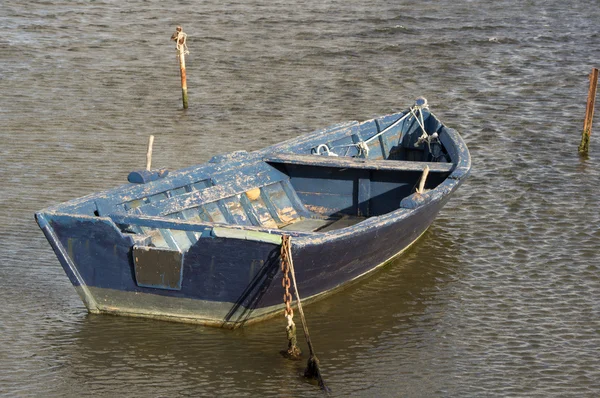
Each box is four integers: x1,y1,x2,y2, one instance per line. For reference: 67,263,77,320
2,0,600,396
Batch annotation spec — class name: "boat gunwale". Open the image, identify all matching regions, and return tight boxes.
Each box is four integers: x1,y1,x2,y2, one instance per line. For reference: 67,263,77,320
38,111,471,244
36,173,462,250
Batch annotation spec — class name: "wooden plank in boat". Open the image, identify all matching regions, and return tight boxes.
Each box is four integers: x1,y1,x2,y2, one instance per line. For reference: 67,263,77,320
264,153,454,173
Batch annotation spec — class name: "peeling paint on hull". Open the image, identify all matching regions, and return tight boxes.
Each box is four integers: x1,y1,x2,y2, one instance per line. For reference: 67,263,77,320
81,225,431,328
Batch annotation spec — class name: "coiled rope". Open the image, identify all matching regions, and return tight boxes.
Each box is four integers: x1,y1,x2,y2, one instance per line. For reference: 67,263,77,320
171,26,189,55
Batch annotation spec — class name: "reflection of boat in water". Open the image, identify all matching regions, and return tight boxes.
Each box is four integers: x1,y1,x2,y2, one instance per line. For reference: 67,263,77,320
36,99,471,328
54,240,460,395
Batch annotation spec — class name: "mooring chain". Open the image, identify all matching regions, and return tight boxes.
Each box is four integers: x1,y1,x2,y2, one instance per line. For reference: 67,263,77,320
280,235,328,391
281,236,294,318
281,235,301,358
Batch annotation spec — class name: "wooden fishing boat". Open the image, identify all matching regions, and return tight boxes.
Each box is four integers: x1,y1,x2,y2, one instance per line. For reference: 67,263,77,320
36,99,470,328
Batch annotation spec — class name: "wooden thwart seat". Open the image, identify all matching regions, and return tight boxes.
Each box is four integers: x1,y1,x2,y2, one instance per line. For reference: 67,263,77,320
280,215,366,233
264,153,455,173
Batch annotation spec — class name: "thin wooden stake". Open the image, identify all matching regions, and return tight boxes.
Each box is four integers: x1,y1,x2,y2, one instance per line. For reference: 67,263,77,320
579,67,599,154
416,165,430,194
179,47,188,109
146,135,154,171
171,26,189,109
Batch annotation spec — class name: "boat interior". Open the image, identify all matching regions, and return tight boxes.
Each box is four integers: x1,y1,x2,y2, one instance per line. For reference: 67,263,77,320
55,109,458,250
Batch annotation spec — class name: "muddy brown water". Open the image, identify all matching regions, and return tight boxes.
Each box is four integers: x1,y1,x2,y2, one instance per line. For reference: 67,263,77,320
1,0,600,396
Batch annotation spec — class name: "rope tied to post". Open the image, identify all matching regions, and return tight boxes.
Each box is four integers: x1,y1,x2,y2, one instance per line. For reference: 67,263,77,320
170,26,189,109
171,26,189,55
280,235,329,392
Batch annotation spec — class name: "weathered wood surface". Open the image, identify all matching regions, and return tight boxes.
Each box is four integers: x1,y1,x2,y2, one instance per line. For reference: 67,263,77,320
132,168,287,217
264,153,454,172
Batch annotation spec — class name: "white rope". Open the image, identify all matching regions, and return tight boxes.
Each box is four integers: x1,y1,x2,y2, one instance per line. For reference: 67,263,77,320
418,108,425,134
286,313,295,328
314,100,433,158
315,111,411,157
176,31,190,55
316,143,338,156
356,141,370,157
410,107,428,138
416,131,440,153
364,111,411,144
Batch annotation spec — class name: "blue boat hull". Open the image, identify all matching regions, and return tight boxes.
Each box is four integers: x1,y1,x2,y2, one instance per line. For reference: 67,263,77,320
36,103,470,327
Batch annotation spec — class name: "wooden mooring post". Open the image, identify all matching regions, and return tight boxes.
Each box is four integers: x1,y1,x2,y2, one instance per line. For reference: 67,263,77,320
171,26,189,109
579,67,599,154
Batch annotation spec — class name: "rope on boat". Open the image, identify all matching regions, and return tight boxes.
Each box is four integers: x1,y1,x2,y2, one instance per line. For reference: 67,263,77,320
350,141,367,157
280,235,329,392
410,106,429,146
321,98,430,157
364,111,411,144
408,98,445,155
316,144,339,157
